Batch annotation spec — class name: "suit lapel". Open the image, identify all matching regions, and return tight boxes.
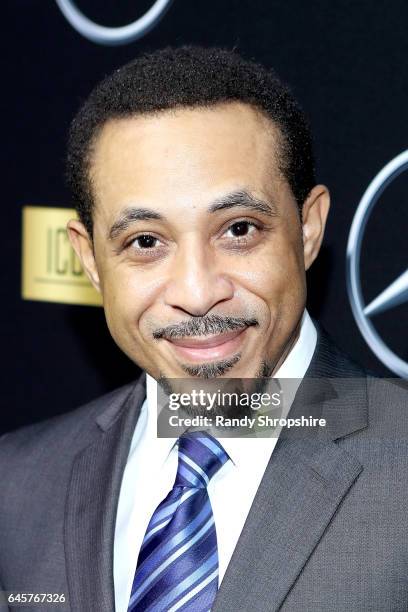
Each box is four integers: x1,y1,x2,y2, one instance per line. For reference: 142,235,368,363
64,374,146,612
212,435,363,611
213,325,368,611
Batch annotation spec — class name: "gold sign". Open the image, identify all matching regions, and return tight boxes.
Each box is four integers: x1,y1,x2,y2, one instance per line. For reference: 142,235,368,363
22,206,102,307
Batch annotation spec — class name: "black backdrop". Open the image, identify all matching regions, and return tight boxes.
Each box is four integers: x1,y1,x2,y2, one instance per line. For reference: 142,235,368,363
2,0,407,434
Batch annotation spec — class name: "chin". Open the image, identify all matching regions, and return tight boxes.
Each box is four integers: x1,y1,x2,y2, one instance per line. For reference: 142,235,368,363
177,353,241,379
179,354,270,380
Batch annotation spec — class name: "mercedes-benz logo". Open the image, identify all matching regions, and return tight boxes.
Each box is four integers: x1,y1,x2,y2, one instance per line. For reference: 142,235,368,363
55,0,173,46
346,150,408,378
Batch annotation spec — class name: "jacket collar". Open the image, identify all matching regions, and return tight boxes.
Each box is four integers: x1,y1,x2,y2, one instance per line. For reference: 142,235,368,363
64,373,146,612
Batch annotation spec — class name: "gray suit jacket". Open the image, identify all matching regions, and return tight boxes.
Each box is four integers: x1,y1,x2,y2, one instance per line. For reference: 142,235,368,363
1,327,408,611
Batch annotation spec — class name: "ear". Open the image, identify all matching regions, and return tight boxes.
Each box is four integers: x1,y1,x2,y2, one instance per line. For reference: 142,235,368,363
301,185,330,271
66,219,101,292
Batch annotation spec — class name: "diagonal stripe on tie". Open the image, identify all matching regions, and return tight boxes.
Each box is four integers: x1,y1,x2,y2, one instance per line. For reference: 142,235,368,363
148,550,219,612
128,431,229,612
131,508,214,605
136,493,213,569
142,489,198,547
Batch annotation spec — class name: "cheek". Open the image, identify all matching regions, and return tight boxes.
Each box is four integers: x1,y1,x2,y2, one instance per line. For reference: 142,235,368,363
101,267,165,341
233,237,305,304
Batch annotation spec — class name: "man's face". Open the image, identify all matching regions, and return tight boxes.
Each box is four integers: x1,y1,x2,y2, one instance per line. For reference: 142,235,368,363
69,102,329,381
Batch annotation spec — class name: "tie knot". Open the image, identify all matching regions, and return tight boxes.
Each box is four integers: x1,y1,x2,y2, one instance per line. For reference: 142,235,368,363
175,431,229,488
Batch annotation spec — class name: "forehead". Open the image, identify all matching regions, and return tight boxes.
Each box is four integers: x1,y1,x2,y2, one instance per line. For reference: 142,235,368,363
89,102,284,220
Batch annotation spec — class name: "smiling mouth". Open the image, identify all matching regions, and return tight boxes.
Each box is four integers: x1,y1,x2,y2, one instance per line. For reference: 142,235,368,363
165,328,248,362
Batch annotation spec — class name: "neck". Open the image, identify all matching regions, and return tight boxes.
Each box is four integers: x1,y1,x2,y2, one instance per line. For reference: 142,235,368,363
271,315,303,377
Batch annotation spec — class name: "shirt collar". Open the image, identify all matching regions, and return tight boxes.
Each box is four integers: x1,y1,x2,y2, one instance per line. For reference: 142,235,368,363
143,374,177,464
274,309,317,378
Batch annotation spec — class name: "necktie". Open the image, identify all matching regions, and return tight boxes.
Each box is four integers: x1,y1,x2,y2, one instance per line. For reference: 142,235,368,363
127,431,229,612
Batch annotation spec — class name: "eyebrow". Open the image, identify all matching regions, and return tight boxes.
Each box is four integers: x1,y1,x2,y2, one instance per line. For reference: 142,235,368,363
207,189,278,217
108,207,163,241
107,189,278,241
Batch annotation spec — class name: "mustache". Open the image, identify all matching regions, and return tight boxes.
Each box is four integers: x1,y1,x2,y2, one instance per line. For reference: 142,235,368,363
152,314,259,340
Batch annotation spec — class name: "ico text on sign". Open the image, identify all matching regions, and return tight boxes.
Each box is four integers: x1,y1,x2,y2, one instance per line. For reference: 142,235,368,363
22,206,102,306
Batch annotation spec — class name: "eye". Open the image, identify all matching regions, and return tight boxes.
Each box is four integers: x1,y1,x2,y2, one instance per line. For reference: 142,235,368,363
120,231,166,259
133,234,159,249
224,221,257,238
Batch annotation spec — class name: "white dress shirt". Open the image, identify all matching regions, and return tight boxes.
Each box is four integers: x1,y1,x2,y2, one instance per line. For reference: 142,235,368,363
113,309,317,612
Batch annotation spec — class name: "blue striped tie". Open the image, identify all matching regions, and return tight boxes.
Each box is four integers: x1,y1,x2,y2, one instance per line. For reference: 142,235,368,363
127,431,229,612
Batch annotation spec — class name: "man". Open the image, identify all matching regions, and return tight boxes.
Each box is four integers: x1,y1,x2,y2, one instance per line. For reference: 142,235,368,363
1,46,407,612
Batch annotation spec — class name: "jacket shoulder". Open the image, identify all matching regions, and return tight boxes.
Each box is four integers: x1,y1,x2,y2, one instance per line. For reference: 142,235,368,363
0,379,139,466
367,377,408,432
309,321,371,378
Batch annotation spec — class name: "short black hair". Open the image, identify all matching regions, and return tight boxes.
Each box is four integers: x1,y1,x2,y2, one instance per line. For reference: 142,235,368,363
66,45,316,238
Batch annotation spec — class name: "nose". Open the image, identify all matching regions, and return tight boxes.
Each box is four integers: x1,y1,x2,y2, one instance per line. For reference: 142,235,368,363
164,238,234,316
